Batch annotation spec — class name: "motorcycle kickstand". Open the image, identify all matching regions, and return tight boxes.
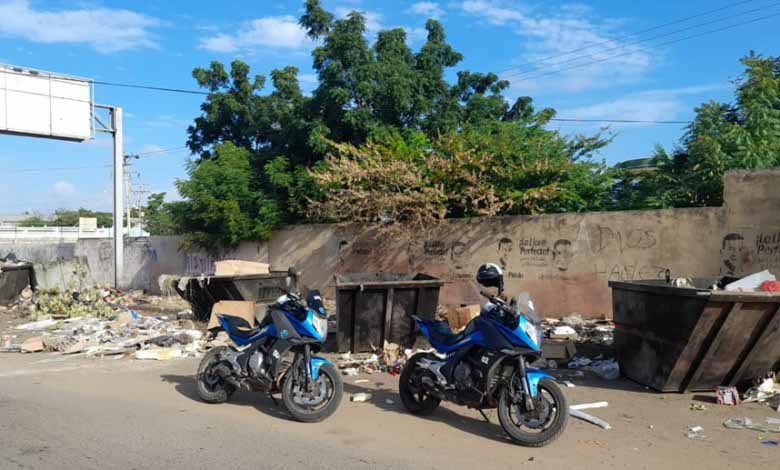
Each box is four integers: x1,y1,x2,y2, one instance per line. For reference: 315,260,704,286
478,409,491,423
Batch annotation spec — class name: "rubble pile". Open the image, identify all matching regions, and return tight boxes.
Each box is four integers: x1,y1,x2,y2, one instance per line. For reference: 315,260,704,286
0,283,211,360
542,314,615,347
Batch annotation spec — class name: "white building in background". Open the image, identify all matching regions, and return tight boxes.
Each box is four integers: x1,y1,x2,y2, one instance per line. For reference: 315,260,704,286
0,216,148,240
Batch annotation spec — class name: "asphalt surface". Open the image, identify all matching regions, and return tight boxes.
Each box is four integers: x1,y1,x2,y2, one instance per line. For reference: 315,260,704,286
0,354,777,470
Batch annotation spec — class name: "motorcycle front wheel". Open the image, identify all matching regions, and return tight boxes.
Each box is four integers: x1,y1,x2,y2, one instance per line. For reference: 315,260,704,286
498,378,568,447
282,362,343,423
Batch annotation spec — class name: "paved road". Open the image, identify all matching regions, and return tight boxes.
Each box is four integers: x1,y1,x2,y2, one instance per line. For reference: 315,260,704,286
0,354,774,470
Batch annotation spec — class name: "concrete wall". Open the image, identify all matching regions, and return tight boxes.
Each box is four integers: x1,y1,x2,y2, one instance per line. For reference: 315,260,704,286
3,168,779,317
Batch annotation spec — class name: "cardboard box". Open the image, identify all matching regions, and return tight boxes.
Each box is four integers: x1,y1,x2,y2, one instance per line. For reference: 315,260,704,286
214,260,270,276
447,305,481,331
207,300,257,330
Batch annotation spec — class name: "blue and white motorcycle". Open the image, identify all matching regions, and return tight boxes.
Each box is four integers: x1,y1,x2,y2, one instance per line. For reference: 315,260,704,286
196,272,342,422
399,263,568,447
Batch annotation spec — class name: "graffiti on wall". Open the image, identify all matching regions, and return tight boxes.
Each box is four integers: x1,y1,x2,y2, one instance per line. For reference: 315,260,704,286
720,230,780,275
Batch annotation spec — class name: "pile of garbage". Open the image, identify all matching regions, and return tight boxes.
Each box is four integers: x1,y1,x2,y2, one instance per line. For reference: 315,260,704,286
334,341,416,376
742,373,780,411
1,309,207,360
567,355,620,380
543,314,615,347
0,283,215,360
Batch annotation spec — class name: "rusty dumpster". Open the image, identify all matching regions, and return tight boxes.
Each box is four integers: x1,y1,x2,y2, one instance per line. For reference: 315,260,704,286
0,262,36,305
609,278,780,392
175,271,292,321
335,273,444,353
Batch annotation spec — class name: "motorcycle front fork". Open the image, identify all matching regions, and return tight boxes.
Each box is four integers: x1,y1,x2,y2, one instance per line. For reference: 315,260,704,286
516,357,536,412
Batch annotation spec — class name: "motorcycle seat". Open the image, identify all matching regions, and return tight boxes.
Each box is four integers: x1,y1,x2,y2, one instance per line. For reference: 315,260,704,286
218,315,260,339
424,319,466,346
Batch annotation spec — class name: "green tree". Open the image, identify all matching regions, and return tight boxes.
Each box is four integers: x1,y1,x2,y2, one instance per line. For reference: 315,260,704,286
143,193,178,236
172,143,283,250
617,53,780,208
175,0,613,244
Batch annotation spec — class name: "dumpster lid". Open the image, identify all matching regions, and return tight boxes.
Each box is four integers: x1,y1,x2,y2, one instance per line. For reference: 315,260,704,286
335,272,444,288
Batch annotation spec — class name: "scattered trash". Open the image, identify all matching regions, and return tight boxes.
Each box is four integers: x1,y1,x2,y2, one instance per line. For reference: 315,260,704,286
689,403,708,411
571,401,609,411
385,398,395,405
760,280,780,292
20,336,44,353
717,386,740,406
342,368,360,376
563,381,576,388
742,375,780,411
761,439,780,446
725,270,776,292
687,426,706,440
15,319,58,331
671,278,695,288
568,356,620,380
723,417,780,433
134,348,184,361
351,393,372,402
1,284,207,362
550,326,578,341
570,409,611,430
353,379,370,384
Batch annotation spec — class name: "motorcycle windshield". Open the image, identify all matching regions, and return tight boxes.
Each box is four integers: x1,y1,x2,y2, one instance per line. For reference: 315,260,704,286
511,293,540,326
306,290,327,318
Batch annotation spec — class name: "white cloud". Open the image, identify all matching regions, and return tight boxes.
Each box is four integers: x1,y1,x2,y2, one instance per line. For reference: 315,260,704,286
460,0,524,25
558,84,726,128
457,1,654,93
51,180,76,197
407,2,445,19
0,0,161,53
200,15,313,53
404,26,429,44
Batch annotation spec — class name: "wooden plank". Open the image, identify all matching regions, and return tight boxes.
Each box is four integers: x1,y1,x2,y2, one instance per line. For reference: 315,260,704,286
667,303,730,392
728,303,780,385
685,302,742,391
382,287,394,346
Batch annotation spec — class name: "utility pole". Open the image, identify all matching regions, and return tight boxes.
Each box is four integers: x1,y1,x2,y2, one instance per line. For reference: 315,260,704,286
111,107,124,288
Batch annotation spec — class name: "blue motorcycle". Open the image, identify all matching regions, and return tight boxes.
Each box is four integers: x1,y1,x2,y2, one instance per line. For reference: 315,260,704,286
399,263,568,446
196,271,342,422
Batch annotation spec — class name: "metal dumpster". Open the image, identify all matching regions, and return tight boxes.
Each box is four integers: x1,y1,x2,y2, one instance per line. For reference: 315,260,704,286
335,273,444,353
175,271,292,321
0,262,36,305
610,278,780,392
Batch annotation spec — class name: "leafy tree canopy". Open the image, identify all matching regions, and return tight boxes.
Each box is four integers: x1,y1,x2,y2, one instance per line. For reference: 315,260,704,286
613,53,780,209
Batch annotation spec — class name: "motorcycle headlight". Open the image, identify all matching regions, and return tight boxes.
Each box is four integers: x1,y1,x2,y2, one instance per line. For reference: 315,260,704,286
312,313,328,339
521,318,540,347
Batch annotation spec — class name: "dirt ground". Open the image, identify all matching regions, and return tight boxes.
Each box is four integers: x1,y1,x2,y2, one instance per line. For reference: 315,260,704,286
0,351,777,470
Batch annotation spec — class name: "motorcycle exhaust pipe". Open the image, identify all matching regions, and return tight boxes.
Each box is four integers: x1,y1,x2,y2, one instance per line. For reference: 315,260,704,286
420,376,445,400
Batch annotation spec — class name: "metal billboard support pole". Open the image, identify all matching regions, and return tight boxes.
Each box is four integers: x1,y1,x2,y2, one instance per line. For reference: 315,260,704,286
93,104,124,288
112,107,124,288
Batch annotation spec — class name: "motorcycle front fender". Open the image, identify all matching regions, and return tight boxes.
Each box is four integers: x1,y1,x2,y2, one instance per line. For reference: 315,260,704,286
309,356,332,380
525,368,553,397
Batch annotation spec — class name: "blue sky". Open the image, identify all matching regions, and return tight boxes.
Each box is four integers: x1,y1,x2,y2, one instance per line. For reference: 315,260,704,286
0,0,778,214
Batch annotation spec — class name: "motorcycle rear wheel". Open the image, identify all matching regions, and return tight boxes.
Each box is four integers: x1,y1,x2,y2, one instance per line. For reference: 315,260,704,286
283,363,343,423
196,347,236,404
399,353,441,415
498,378,568,447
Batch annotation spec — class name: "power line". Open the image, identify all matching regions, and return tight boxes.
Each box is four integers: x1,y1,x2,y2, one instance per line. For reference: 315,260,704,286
510,11,780,84
499,0,762,74
92,80,209,96
131,146,190,158
503,1,780,80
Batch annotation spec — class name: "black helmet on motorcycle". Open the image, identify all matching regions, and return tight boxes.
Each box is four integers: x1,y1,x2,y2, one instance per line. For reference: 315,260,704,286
476,263,504,293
